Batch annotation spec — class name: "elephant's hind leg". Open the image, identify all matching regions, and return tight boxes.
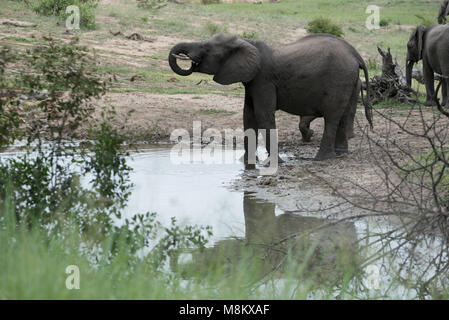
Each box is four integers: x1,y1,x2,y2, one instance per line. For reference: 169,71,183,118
314,118,338,161
299,116,316,142
335,106,350,156
346,81,360,140
314,88,352,161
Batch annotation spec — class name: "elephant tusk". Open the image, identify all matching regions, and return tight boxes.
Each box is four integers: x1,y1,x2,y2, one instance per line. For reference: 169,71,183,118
171,53,191,61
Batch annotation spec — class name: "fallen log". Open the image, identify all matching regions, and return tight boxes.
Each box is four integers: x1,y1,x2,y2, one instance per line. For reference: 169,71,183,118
367,46,416,104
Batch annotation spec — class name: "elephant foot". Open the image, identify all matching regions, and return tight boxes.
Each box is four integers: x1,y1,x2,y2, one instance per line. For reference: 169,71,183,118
239,153,259,165
424,99,436,107
244,163,256,170
314,150,336,161
261,156,284,167
335,148,348,157
300,129,314,143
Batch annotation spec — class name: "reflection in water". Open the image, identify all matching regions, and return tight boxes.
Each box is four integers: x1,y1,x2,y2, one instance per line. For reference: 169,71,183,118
172,192,360,285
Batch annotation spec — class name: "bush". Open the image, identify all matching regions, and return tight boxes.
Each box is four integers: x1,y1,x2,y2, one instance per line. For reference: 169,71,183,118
33,0,98,30
379,18,389,27
307,18,344,37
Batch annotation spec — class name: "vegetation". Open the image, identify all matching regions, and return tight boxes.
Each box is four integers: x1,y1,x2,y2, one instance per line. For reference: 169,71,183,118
379,18,389,27
307,18,344,37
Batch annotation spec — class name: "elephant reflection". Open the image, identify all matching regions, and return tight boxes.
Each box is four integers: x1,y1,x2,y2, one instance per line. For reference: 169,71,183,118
171,192,360,285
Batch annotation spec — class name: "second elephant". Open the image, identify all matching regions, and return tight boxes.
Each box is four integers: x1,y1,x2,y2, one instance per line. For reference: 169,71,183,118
406,24,449,107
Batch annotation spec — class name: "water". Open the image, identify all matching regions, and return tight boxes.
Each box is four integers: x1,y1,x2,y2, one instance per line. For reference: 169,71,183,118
1,144,443,297
125,145,247,240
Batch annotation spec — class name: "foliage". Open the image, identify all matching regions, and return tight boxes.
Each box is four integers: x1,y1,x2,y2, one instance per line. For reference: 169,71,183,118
307,18,344,37
32,0,98,29
379,18,389,27
0,41,211,269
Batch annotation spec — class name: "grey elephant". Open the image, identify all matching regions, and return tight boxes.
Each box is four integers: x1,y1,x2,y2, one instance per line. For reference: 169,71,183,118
438,0,449,24
169,33,373,162
406,24,449,107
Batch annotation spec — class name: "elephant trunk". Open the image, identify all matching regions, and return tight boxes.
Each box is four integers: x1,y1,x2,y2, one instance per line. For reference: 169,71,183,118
168,43,197,76
406,60,414,88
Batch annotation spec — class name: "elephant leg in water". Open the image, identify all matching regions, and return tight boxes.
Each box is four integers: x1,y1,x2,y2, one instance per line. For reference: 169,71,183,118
299,81,360,142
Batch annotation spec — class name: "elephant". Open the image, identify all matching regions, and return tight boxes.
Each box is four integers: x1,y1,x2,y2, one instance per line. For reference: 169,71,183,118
406,24,449,107
168,33,373,162
438,0,449,24
298,80,361,142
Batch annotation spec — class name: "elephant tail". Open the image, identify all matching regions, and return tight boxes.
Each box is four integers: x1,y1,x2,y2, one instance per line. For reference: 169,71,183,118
359,60,374,130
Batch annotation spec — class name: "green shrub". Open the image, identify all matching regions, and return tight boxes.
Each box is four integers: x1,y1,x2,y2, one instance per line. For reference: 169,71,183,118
379,18,389,27
33,0,98,30
307,18,344,37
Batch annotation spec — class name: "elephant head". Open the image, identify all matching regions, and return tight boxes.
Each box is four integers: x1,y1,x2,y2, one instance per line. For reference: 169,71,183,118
168,33,261,85
406,25,426,87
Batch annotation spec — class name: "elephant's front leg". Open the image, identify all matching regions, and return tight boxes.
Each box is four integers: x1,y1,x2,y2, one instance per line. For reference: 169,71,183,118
423,60,436,106
251,83,283,166
243,94,258,169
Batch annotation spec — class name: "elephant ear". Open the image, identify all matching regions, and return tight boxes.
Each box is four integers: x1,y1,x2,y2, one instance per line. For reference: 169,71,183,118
412,25,425,61
213,39,261,85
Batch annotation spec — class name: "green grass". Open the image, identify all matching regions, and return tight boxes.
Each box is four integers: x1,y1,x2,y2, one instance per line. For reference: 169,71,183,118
0,202,361,299
0,0,441,96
